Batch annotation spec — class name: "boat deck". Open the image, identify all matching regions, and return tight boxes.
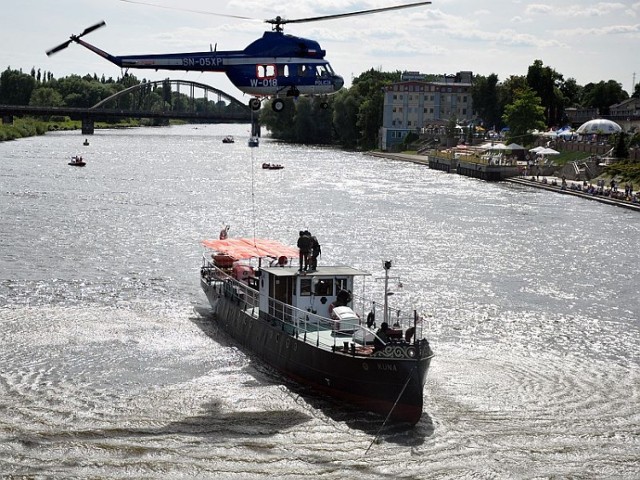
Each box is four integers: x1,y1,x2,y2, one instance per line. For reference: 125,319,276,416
239,303,376,356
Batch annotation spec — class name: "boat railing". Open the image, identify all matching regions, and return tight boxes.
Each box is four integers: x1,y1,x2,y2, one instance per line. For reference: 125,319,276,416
203,256,430,353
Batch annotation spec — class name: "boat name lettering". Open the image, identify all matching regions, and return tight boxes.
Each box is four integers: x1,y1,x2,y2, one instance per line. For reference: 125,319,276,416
377,363,397,372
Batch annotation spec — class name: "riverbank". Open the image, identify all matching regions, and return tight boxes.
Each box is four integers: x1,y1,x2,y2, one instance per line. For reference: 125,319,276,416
367,151,640,212
0,118,151,142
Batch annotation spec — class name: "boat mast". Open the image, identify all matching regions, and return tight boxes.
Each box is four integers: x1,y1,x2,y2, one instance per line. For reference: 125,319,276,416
383,260,391,325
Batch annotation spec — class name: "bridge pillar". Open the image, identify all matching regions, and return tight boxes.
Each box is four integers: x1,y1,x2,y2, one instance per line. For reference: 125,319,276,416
2,115,13,125
81,118,94,135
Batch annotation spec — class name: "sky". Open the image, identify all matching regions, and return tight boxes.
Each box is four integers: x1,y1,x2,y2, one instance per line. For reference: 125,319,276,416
2,0,639,102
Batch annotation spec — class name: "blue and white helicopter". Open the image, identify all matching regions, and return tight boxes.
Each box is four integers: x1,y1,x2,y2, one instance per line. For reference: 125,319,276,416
47,2,431,112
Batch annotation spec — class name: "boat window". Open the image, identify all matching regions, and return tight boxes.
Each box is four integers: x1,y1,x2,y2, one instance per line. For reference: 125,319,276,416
314,279,332,296
300,278,312,296
334,278,348,292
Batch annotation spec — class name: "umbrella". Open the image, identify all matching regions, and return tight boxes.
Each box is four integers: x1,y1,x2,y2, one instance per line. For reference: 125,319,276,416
529,146,546,153
576,119,622,135
557,130,574,139
506,143,525,150
479,142,508,150
536,147,560,155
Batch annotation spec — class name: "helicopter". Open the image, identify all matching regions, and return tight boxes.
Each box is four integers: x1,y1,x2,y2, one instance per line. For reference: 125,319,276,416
46,1,432,112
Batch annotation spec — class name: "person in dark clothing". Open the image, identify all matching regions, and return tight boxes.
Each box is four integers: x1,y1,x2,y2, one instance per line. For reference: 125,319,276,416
297,230,311,271
374,322,390,351
336,288,352,307
308,235,321,271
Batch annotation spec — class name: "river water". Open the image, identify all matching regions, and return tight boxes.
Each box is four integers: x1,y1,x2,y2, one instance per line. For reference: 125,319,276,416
1,124,638,479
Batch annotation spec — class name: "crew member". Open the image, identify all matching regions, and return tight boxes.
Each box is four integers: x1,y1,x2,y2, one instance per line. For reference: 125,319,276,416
308,235,321,271
297,230,311,271
374,322,390,351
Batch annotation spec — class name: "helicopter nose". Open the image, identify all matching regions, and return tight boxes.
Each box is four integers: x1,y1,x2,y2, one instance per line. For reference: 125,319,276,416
332,75,344,92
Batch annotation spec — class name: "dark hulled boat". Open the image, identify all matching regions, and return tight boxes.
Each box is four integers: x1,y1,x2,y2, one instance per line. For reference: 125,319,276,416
200,237,434,424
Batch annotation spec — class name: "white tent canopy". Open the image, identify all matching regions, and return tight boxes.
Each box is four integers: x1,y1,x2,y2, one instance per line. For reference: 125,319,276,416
479,142,508,150
506,143,525,150
536,147,560,155
576,119,622,135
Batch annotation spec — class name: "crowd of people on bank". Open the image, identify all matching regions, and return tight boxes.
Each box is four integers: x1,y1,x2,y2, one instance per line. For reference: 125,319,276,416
537,176,640,203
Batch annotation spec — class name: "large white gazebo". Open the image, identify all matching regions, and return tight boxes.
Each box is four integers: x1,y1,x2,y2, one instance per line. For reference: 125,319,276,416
576,119,622,135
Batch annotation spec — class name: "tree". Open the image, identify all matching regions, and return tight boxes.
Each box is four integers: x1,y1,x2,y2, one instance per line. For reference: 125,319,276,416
472,73,501,130
332,90,361,149
526,60,565,126
582,80,628,115
502,86,546,146
0,67,36,105
613,132,629,159
559,78,582,107
351,69,400,149
29,87,63,107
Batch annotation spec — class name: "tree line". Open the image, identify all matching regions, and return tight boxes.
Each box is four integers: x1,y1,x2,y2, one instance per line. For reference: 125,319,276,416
260,59,638,151
2,60,639,152
0,66,242,118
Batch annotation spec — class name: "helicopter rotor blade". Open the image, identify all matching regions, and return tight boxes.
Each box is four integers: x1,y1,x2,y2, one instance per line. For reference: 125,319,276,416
46,21,106,57
118,0,255,20
46,40,72,56
80,20,107,37
266,1,431,29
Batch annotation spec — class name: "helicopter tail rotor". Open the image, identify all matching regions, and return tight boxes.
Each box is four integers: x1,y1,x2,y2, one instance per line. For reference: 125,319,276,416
46,21,106,56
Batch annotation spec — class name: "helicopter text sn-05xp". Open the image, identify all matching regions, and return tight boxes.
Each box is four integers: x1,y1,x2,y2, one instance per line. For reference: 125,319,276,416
46,1,431,112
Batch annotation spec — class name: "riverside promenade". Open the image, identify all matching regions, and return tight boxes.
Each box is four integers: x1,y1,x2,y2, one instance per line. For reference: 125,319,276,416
367,151,640,213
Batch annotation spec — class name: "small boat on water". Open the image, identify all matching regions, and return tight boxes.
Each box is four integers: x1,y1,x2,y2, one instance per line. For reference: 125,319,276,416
200,237,434,424
222,136,235,144
83,138,90,146
262,162,284,170
248,137,259,147
68,155,86,167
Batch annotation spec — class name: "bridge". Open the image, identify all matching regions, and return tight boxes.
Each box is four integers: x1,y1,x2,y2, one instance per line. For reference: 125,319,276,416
0,79,254,134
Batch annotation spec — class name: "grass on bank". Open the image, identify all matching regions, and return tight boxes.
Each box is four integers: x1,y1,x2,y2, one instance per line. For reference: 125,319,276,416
0,117,154,142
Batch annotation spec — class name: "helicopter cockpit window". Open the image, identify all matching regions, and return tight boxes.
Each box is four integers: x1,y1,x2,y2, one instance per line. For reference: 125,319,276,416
316,65,331,78
298,65,315,77
257,64,276,79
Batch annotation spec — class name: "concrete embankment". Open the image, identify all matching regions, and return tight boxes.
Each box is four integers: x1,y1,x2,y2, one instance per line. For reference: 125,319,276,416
367,151,518,181
366,151,640,212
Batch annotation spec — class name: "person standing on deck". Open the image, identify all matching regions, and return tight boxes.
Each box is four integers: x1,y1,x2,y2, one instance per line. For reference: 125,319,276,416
308,235,321,271
297,230,311,272
219,225,229,240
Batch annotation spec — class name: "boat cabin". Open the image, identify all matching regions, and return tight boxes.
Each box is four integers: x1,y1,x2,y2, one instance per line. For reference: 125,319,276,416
257,266,369,323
